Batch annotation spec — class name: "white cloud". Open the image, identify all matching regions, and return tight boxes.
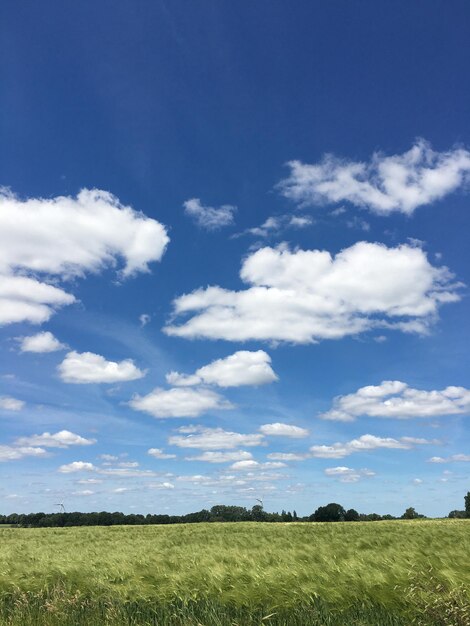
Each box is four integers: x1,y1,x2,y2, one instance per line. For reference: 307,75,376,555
130,387,232,418
278,140,470,215
167,350,278,388
58,351,145,384
149,482,175,489
412,478,423,485
324,466,375,483
0,396,25,411
164,242,460,344
0,188,169,325
73,490,94,496
259,423,309,438
77,478,102,484
230,460,260,470
185,450,254,463
310,434,434,459
0,445,47,462
183,198,236,230
230,459,287,470
0,274,75,326
243,214,313,238
99,454,118,461
169,426,264,449
267,452,307,461
15,430,96,448
320,381,470,421
428,454,470,463
18,331,66,353
147,448,176,459
115,461,139,468
58,461,96,473
99,468,157,478
139,314,151,327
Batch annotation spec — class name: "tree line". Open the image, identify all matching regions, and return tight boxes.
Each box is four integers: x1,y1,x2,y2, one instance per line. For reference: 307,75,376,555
1,493,468,528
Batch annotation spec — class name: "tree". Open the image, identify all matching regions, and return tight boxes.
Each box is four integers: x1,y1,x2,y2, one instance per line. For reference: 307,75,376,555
448,510,466,519
465,492,470,518
311,503,346,522
401,507,420,519
345,508,360,522
251,504,267,522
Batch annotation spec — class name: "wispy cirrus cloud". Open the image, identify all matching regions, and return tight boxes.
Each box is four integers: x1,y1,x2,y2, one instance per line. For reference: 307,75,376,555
183,198,236,230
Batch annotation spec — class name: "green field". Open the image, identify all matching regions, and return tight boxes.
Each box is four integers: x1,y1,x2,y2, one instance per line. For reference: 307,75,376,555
0,520,469,625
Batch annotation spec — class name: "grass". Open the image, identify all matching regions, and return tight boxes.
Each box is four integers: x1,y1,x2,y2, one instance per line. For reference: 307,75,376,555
0,520,469,625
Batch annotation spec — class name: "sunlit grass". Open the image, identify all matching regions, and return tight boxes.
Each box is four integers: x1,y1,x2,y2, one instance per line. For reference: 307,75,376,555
0,520,469,624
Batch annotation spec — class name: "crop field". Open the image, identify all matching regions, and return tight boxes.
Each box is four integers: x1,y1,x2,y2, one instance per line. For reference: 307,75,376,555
0,520,469,625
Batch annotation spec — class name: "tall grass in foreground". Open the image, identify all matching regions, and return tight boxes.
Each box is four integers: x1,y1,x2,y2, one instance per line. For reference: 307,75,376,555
0,520,469,625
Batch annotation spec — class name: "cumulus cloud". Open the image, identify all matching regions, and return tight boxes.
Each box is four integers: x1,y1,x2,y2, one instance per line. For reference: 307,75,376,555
259,423,309,438
99,454,118,462
129,387,233,418
428,454,470,463
324,466,376,483
168,425,265,449
149,482,175,489
147,448,177,459
18,331,66,353
319,381,470,421
0,188,169,325
58,461,96,473
15,430,96,448
310,433,434,459
230,459,287,470
183,198,236,230
58,351,145,384
267,452,308,461
0,396,25,411
167,350,278,388
164,242,460,344
0,445,47,462
278,140,470,215
185,450,254,463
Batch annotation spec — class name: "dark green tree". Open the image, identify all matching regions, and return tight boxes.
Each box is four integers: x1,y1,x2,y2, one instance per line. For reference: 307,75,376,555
465,492,470,518
311,503,346,522
401,507,420,519
345,508,360,521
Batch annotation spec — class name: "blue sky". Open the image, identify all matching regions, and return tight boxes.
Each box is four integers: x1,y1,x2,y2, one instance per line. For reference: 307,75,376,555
1,1,469,517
